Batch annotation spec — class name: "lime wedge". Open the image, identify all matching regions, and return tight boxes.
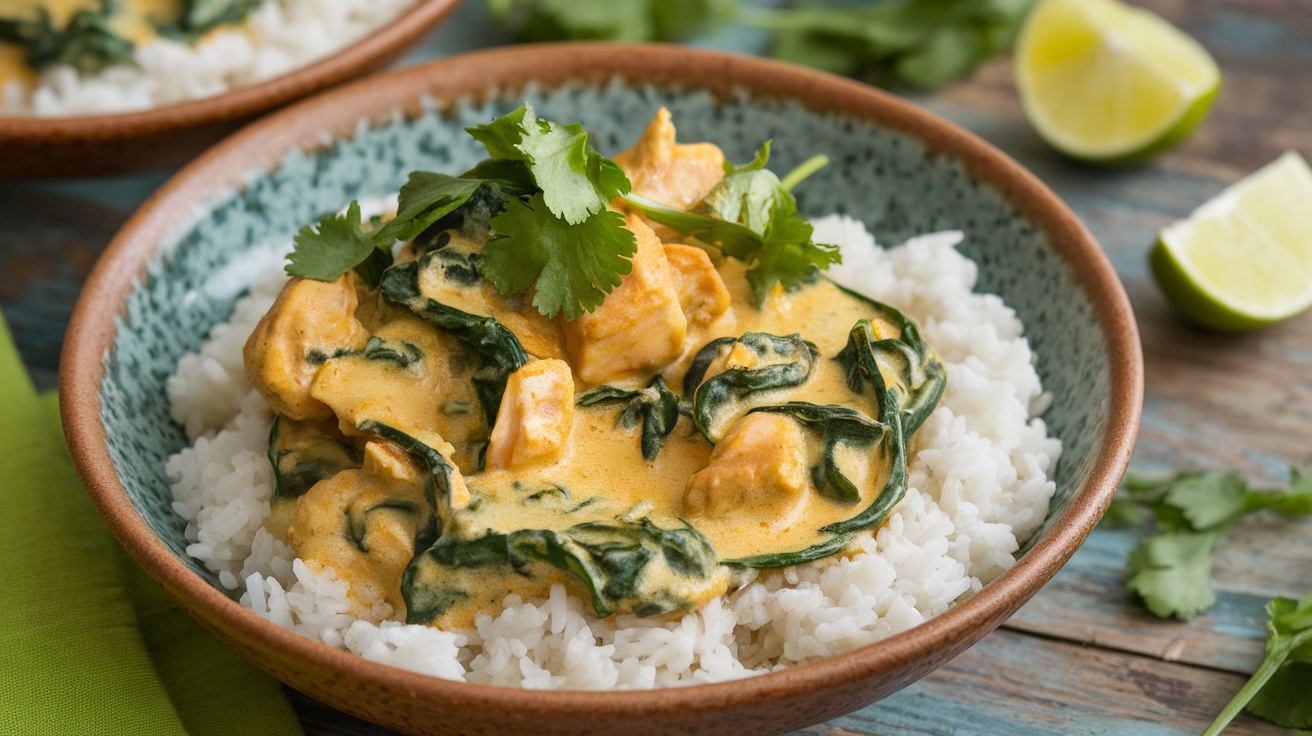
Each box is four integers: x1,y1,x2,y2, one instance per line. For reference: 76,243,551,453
1015,0,1220,163
1151,152,1312,331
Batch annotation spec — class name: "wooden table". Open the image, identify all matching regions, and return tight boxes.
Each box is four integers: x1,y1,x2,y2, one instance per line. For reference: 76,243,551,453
3,2,1309,733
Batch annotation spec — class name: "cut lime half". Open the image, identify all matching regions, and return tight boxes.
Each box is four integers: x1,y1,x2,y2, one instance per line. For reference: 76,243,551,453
1151,151,1312,331
1015,0,1220,163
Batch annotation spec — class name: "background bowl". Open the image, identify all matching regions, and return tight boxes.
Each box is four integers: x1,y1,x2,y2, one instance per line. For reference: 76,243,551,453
0,0,461,178
61,44,1142,736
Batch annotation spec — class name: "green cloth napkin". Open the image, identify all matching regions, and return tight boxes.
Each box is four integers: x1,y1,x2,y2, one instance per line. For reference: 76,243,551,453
0,315,303,736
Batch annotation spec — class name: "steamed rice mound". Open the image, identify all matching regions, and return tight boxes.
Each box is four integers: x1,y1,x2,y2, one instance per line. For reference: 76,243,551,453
164,216,1060,689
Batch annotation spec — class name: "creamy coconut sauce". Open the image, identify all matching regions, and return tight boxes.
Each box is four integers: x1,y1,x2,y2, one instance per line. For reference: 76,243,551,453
244,110,943,629
1,0,184,87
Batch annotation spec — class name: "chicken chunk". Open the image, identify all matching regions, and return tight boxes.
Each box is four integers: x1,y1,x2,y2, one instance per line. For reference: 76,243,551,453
683,412,810,527
561,213,687,385
485,359,575,470
614,107,726,212
663,243,732,329
244,274,372,422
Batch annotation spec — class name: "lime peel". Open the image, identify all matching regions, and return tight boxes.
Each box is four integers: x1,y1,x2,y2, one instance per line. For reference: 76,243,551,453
1016,0,1221,163
1152,151,1312,331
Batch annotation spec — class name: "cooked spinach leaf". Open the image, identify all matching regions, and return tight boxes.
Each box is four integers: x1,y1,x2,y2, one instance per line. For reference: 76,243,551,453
833,307,945,435
156,0,261,40
0,0,134,74
267,415,360,500
347,499,421,554
356,420,459,541
402,513,719,622
749,402,886,505
726,335,912,568
379,255,530,424
684,332,819,443
360,336,424,369
576,376,681,461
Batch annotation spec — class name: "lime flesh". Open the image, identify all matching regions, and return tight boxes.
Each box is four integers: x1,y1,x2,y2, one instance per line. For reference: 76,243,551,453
1152,152,1312,331
1015,0,1220,163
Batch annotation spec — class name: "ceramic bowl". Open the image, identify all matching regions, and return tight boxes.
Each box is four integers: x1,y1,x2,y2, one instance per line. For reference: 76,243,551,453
0,0,461,178
61,44,1143,736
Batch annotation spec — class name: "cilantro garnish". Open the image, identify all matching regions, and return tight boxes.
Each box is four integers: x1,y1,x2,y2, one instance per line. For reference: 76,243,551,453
469,105,630,225
483,195,635,320
1106,469,1312,621
621,143,840,304
286,104,837,318
287,202,377,284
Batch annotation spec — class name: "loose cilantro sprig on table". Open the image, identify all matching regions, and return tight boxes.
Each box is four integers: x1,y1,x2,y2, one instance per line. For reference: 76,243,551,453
753,0,1038,89
482,0,1035,91
1104,469,1312,621
1203,593,1312,734
286,104,838,319
1108,470,1312,731
486,0,739,43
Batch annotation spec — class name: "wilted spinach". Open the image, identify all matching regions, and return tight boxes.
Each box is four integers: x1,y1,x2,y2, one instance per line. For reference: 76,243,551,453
576,376,681,461
684,332,819,443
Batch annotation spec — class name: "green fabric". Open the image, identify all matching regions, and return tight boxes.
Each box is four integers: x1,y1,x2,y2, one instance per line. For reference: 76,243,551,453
0,315,303,736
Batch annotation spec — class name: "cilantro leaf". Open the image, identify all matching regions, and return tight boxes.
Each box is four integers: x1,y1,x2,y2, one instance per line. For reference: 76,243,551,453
486,0,738,42
754,0,1038,90
372,172,492,245
1125,530,1224,620
748,195,842,303
1099,497,1145,528
1203,593,1312,734
1112,467,1312,622
1161,471,1249,531
467,104,530,160
483,194,636,320
468,104,631,224
703,142,781,234
621,143,840,304
286,202,382,286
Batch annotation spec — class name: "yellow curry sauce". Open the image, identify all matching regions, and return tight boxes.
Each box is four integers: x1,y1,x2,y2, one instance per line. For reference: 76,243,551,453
0,0,205,88
244,110,946,628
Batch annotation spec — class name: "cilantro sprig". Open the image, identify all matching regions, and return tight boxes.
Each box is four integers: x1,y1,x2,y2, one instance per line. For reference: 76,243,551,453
486,0,738,43
287,104,839,319
754,0,1037,89
483,0,1035,91
1203,593,1312,734
620,143,841,304
287,103,638,318
1105,469,1312,621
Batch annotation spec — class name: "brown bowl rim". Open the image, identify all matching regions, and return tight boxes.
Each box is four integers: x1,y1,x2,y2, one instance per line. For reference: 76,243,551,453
60,43,1143,720
0,0,462,139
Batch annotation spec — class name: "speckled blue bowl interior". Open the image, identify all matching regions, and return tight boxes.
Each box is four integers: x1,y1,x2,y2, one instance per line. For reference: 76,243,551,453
101,83,1105,590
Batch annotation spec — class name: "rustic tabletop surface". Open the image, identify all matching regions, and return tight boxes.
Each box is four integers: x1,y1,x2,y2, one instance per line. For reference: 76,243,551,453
2,1,1309,734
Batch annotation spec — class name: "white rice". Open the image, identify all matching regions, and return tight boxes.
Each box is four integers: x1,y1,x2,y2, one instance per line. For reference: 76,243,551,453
164,215,1061,689
2,0,417,116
